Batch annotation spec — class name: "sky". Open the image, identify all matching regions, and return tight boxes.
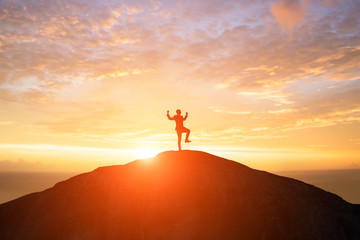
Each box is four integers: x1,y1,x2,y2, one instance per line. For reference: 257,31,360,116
0,0,359,172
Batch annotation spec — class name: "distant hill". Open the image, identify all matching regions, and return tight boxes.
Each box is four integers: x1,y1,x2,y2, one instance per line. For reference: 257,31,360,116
0,150,359,239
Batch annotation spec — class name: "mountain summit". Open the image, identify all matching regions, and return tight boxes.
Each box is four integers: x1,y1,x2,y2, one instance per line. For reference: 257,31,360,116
1,150,359,239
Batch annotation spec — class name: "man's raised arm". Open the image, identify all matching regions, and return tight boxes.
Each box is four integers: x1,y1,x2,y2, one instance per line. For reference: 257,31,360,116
167,110,174,120
184,112,188,121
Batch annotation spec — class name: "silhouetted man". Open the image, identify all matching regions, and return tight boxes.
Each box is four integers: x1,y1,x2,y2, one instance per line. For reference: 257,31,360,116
167,109,191,151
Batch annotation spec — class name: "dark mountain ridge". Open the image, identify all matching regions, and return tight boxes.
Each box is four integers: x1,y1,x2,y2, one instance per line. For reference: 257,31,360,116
1,150,359,239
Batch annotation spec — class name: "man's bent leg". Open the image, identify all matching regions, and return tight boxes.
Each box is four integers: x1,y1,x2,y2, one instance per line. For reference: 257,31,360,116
177,131,182,151
184,128,191,143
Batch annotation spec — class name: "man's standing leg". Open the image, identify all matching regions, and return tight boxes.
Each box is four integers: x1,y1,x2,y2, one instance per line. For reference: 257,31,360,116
177,131,182,151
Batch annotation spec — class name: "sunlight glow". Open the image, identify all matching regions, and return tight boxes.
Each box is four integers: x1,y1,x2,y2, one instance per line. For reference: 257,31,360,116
135,148,162,160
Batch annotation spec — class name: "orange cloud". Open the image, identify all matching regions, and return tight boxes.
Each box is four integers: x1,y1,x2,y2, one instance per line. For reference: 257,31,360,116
271,0,309,33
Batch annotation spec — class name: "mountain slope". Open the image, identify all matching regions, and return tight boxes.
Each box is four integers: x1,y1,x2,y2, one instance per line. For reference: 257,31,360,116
0,150,359,239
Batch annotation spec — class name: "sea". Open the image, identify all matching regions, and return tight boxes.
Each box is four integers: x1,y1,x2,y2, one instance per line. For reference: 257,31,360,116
0,172,77,204
0,169,359,204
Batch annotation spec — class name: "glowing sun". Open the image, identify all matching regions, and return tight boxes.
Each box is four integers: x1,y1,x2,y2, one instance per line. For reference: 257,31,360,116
136,148,161,159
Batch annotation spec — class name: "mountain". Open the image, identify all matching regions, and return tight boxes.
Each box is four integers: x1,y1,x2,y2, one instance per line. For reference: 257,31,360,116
0,150,359,240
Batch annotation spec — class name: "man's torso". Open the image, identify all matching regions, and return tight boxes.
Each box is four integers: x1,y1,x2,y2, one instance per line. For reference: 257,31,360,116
174,115,184,130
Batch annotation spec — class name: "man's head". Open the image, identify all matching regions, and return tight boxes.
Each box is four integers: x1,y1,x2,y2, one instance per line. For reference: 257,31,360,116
176,109,181,115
